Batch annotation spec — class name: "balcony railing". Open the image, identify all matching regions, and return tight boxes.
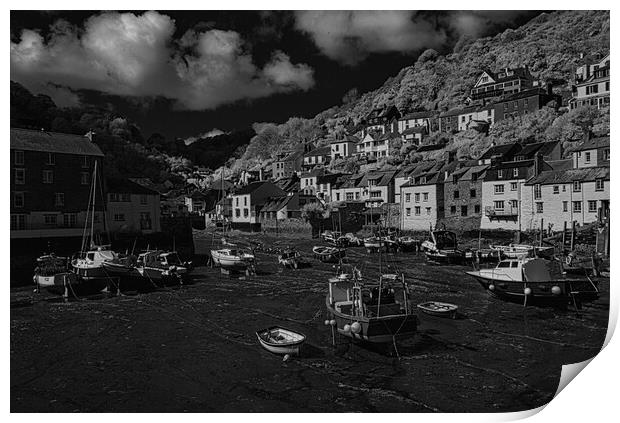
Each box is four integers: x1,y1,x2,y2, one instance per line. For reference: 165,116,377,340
485,206,519,218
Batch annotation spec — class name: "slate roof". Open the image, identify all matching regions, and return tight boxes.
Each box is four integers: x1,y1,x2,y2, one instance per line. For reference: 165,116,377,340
234,181,271,195
401,126,427,135
526,166,610,185
399,111,434,120
11,128,104,156
416,143,445,152
354,170,397,188
476,67,533,88
518,141,559,159
304,145,331,157
495,88,555,103
107,178,160,195
572,136,610,152
330,135,359,144
478,143,521,161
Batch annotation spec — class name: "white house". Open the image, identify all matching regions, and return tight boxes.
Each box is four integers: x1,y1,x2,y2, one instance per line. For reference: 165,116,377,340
330,136,358,161
569,53,610,110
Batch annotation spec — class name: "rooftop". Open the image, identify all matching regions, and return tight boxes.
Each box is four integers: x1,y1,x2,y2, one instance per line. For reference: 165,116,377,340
527,166,610,185
11,128,104,156
572,136,610,152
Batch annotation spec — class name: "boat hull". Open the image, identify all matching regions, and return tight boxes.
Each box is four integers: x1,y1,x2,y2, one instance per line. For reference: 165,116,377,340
465,271,599,306
326,298,418,343
101,262,141,278
256,327,306,355
71,265,108,281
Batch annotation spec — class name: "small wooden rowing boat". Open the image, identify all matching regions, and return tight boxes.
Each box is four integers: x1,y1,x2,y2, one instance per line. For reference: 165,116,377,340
256,326,306,355
312,246,346,263
417,301,458,319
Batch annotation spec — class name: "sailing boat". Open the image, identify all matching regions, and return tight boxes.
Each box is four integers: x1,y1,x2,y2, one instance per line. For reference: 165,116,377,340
71,160,119,282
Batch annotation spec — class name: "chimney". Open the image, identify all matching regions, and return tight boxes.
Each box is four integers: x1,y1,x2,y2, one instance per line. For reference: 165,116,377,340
533,152,545,176
546,81,553,96
445,150,456,163
84,131,95,142
259,167,263,181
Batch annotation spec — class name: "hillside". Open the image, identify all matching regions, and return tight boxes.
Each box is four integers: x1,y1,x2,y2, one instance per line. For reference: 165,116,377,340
235,10,609,175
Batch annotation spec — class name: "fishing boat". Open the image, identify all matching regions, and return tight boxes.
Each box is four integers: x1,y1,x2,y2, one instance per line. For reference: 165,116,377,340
417,301,458,319
72,245,119,281
465,258,599,307
256,326,306,355
397,236,419,252
211,248,255,269
135,250,189,282
101,254,141,278
326,273,418,344
344,233,363,246
421,230,464,264
312,246,346,263
278,249,302,269
489,243,534,259
33,254,76,291
363,236,384,252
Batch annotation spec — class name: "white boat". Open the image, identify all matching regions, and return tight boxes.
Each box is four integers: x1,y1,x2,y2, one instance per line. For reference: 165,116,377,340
256,326,306,355
489,243,534,259
417,301,458,319
136,250,189,281
72,246,119,280
466,258,599,307
211,248,255,269
33,254,76,290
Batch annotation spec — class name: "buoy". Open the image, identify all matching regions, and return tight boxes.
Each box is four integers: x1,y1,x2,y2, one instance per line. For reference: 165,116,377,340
524,287,532,296
329,319,336,326
324,320,330,326
343,324,351,333
551,286,562,296
351,322,361,334
489,284,495,291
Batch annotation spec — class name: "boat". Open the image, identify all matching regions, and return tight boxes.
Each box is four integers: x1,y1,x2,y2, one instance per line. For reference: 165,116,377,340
465,257,599,307
256,326,306,355
72,245,119,281
278,249,302,268
211,248,255,269
363,236,384,252
397,236,419,252
344,233,363,246
312,246,346,263
421,230,464,264
135,250,189,282
326,272,418,344
417,301,458,319
101,254,141,278
33,254,76,291
489,243,534,259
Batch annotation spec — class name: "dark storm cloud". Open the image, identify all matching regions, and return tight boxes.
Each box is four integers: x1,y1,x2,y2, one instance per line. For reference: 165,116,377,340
10,11,315,110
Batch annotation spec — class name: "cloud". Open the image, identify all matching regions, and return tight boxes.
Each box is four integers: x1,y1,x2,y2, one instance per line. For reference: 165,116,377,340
447,11,537,38
184,128,227,145
10,11,315,110
294,11,448,65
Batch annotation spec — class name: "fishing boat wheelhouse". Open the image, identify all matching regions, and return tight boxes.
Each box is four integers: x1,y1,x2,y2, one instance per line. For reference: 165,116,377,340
326,273,418,344
421,230,464,263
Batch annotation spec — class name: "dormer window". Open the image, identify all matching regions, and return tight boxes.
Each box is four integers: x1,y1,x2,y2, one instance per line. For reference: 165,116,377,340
497,169,503,179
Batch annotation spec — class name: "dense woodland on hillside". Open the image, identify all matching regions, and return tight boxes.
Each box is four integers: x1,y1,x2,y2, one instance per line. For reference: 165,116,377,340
10,10,610,188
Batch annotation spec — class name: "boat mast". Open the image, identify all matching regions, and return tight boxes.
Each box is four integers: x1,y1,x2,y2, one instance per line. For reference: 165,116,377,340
90,160,98,249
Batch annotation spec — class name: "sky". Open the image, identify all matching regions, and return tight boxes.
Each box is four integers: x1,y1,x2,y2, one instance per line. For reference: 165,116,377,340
10,10,542,141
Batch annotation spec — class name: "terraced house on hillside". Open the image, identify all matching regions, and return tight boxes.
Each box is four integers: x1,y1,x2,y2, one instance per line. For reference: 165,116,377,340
569,53,610,110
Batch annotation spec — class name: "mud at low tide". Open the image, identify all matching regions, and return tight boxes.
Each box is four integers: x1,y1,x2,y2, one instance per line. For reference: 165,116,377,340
11,232,609,412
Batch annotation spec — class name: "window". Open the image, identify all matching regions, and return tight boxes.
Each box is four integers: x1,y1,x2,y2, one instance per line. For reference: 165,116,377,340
563,201,568,212
524,99,529,108
405,193,411,202
425,207,431,215
588,201,597,213
13,192,24,208
573,181,581,192
44,214,57,225
63,213,77,228
336,193,340,201
494,184,504,194
553,186,559,194
603,149,610,161
405,208,411,217
54,193,64,207
120,194,130,202
355,192,360,200
113,213,125,222
586,84,599,95
534,184,541,199
512,168,519,178
11,214,26,230
82,156,89,168
80,172,90,185
370,191,382,198
244,197,247,206
450,205,457,214
423,193,429,202
140,212,152,230
243,209,249,218
595,179,604,191
14,169,25,185
474,205,481,214
497,169,503,179
235,209,241,217
235,198,239,206
471,172,478,182
42,170,53,184
510,200,518,210
46,153,55,165
535,202,543,214
461,206,468,216
414,206,421,215
562,185,566,192
140,195,148,205
585,152,591,163
510,182,518,191
573,201,582,213
346,192,354,201
14,150,24,165
453,190,460,199
414,193,420,202
494,201,505,210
